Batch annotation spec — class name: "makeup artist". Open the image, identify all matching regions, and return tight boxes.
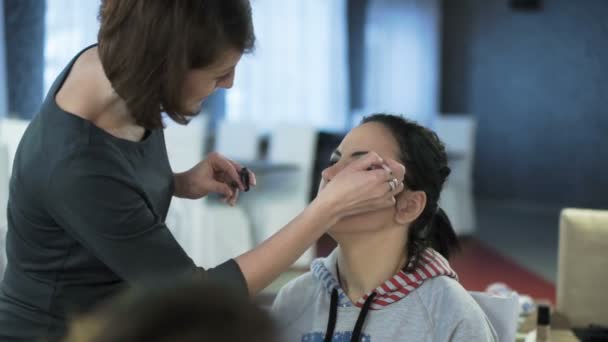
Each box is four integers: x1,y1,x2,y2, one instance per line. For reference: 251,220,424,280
0,1,405,341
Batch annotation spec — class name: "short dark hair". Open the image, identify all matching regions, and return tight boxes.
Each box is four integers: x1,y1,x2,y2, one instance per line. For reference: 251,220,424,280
63,281,277,342
97,0,255,129
361,114,460,271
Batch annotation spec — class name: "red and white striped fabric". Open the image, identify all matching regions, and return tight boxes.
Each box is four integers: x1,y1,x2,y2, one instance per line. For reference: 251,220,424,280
354,248,458,310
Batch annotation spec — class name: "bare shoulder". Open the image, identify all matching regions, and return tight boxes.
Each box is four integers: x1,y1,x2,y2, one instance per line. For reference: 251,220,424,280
55,47,108,119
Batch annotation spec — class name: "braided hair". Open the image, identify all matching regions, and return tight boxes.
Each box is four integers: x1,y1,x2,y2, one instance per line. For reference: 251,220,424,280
361,114,460,271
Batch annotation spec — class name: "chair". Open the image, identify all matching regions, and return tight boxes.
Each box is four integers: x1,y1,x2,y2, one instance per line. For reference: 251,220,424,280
0,142,9,226
214,120,260,161
557,208,608,328
242,124,318,267
163,116,253,269
0,118,30,275
0,143,9,275
469,291,520,342
0,118,29,164
435,115,477,235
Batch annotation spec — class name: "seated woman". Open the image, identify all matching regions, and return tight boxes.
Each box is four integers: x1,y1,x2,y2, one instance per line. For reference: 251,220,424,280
272,114,497,341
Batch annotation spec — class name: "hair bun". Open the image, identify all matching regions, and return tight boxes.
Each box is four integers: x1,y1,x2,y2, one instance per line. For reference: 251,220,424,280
439,166,451,179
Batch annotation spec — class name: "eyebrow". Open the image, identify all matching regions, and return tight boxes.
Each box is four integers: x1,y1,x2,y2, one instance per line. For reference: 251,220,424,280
217,65,235,75
331,150,369,158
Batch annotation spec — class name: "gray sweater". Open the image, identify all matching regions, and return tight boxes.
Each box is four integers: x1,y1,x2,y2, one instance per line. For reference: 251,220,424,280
272,248,498,341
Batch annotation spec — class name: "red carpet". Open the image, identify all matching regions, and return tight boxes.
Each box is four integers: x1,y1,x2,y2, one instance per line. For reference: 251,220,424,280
451,238,555,303
316,235,555,303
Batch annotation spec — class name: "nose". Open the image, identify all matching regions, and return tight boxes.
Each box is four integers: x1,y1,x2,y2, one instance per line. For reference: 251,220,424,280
321,162,344,183
217,71,235,90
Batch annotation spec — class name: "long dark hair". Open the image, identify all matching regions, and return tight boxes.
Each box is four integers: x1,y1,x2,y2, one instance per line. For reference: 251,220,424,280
361,114,460,271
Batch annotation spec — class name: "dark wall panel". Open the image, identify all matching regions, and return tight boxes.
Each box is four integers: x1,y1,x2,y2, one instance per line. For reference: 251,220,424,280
442,0,608,208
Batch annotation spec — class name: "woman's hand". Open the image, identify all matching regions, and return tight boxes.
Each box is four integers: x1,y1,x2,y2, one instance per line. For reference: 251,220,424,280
173,152,256,205
312,152,406,225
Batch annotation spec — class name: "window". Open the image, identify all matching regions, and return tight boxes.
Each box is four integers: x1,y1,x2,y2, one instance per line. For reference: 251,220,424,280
44,0,99,94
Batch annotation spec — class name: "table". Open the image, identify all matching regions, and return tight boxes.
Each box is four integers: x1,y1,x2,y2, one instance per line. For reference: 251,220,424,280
206,159,299,201
234,159,299,174
517,310,579,341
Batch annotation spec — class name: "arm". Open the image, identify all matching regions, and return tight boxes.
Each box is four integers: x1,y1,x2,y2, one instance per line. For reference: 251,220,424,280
235,198,334,295
236,154,407,295
50,148,404,296
173,171,193,198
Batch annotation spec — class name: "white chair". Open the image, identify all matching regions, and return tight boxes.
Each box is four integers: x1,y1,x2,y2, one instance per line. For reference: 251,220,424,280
0,118,30,172
0,143,9,275
469,291,519,342
557,208,608,328
243,124,318,267
0,142,9,226
215,120,260,161
435,115,477,235
0,118,30,275
163,115,253,269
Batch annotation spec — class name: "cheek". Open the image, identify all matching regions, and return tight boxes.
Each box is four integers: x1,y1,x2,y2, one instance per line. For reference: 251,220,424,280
329,208,395,235
192,83,216,101
183,79,216,103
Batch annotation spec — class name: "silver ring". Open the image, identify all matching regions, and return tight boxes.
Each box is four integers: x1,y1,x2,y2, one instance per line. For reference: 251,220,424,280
388,179,397,192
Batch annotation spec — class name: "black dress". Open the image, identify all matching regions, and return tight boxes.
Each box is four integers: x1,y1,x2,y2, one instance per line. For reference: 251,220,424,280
0,45,246,341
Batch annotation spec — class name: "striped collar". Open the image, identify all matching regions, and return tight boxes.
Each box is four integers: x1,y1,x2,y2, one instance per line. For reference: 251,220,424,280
311,248,458,310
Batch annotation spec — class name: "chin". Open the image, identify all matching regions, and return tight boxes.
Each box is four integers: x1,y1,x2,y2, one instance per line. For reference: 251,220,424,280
328,211,392,235
185,103,204,116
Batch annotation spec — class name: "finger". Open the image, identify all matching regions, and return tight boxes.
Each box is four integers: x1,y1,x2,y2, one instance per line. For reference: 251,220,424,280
229,159,243,171
385,159,406,181
249,169,257,187
210,153,245,191
228,160,256,190
230,189,240,206
341,195,396,218
364,193,398,212
207,180,234,198
344,152,384,173
368,168,394,184
392,181,405,196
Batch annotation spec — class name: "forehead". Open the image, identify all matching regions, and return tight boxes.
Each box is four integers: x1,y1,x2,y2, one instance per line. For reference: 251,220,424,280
209,48,242,71
188,49,242,77
338,122,400,160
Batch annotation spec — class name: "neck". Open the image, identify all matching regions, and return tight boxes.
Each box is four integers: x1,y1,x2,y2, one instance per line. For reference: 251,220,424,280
334,226,408,303
78,47,142,138
88,49,136,127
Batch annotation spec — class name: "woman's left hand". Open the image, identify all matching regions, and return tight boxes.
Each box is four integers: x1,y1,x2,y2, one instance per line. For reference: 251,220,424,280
174,152,256,205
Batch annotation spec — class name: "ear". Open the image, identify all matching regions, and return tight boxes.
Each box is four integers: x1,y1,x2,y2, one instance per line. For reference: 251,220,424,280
394,190,427,225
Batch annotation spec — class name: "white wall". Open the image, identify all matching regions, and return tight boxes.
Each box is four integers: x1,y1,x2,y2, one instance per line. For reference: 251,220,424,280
363,0,441,127
0,0,8,117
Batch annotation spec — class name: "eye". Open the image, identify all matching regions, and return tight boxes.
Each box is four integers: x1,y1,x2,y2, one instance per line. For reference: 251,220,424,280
217,69,234,81
327,159,338,167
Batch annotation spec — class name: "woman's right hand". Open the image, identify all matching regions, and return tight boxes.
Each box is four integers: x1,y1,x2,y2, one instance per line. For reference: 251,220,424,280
313,152,406,225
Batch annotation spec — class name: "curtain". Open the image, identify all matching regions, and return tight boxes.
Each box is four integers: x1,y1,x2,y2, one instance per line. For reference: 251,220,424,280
360,0,441,127
0,0,7,117
4,0,45,118
44,0,99,94
225,0,349,132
